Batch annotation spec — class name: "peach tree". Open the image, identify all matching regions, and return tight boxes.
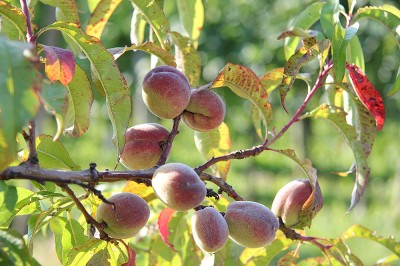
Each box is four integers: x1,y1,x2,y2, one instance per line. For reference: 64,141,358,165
0,0,399,265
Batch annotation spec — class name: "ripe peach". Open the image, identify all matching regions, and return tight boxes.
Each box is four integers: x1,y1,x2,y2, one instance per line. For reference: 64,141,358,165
120,123,170,170
142,65,191,119
191,207,229,253
271,179,323,229
182,88,226,131
224,201,279,248
96,193,150,239
152,163,206,211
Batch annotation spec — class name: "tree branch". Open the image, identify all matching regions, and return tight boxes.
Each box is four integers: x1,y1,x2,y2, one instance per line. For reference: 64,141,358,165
157,115,181,166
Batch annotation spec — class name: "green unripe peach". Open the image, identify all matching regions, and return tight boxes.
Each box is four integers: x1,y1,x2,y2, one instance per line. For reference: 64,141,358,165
120,123,170,170
224,201,279,248
191,207,229,253
142,65,191,119
152,163,207,211
96,193,150,239
182,88,226,132
271,179,323,229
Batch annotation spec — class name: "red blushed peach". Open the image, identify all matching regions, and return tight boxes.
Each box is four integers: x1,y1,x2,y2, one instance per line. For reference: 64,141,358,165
224,201,279,248
96,193,150,239
142,66,191,119
182,88,226,132
152,163,207,211
120,123,170,170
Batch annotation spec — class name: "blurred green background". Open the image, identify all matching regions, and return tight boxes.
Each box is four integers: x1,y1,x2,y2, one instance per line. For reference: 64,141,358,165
21,0,400,264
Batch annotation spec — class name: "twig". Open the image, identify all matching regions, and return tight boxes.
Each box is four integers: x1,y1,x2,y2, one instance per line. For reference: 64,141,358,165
157,115,181,165
200,172,244,201
20,0,36,43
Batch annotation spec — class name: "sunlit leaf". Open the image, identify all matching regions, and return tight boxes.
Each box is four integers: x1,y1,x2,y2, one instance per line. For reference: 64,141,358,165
260,68,311,94
121,242,136,266
130,8,146,44
64,64,94,137
212,63,272,137
277,250,299,265
353,5,400,47
109,42,176,67
327,238,363,264
86,0,123,39
171,31,201,85
40,0,80,25
38,22,132,157
122,181,156,202
177,0,204,48
283,2,325,60
0,0,27,40
0,37,40,171
0,229,40,266
66,238,107,266
42,45,75,86
346,63,385,131
157,207,176,251
347,35,365,71
320,0,341,41
194,122,231,180
36,134,81,170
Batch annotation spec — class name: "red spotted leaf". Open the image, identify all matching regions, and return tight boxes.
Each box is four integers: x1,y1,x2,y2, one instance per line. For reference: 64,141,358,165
42,45,75,86
346,63,385,131
120,240,136,266
157,207,176,251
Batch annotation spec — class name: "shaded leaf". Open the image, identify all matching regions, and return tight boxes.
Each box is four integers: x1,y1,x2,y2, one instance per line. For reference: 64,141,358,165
387,71,400,97
36,134,81,170
38,22,132,157
327,238,363,265
86,0,123,39
283,2,325,60
40,0,80,25
194,122,231,180
0,37,40,171
64,64,94,137
109,42,176,67
42,45,75,86
0,0,27,40
320,0,340,41
346,63,385,131
122,181,156,202
277,250,299,266
121,242,136,266
177,0,204,48
212,63,272,137
0,229,40,266
347,35,365,71
171,31,201,85
157,207,176,251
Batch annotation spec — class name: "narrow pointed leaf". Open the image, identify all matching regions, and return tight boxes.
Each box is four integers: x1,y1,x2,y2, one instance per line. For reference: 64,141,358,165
171,31,201,85
35,134,81,170
320,0,340,40
64,64,94,137
0,0,27,40
260,67,312,94
42,45,75,86
86,0,123,39
0,37,40,170
212,63,272,136
347,35,365,71
66,239,106,266
130,8,146,44
347,63,385,131
177,0,204,48
38,22,132,157
194,122,231,180
157,208,176,251
40,0,80,25
283,2,325,60
387,72,400,97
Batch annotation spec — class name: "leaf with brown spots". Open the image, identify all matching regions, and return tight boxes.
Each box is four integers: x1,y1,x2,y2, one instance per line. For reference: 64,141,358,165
346,63,385,131
42,45,75,86
86,0,123,39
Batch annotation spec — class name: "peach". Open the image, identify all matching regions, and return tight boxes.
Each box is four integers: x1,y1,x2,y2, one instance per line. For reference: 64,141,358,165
120,123,170,170
191,207,229,253
152,163,207,211
224,201,279,248
271,179,323,229
142,65,191,119
182,88,226,131
96,192,150,239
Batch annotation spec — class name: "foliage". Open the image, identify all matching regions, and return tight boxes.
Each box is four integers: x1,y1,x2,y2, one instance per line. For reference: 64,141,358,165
0,0,399,265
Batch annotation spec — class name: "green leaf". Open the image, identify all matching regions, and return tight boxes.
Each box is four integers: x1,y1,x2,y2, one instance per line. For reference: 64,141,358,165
64,64,94,137
130,7,147,44
0,229,41,266
260,67,311,94
66,238,107,266
109,42,176,67
86,0,123,39
0,37,40,171
283,2,325,60
387,71,400,97
320,0,340,40
38,22,132,157
300,103,371,210
353,5,400,47
171,31,201,86
327,238,364,264
0,0,27,40
36,134,81,170
130,0,170,48
211,63,272,137
341,224,400,256
177,0,204,48
40,0,80,25
347,35,365,71
194,122,231,180
50,216,87,264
